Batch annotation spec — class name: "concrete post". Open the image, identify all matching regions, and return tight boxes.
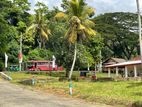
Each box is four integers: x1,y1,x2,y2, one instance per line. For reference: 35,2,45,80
134,65,137,77
108,68,111,77
125,66,128,78
116,67,119,77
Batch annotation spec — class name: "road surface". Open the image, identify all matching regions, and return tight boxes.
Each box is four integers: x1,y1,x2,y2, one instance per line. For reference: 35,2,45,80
0,79,112,107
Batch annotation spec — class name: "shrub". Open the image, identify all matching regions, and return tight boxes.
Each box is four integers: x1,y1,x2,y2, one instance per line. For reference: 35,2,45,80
0,61,4,71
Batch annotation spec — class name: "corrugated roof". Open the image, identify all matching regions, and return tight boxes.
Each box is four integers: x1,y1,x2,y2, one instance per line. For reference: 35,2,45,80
111,58,126,63
103,57,126,65
105,60,141,68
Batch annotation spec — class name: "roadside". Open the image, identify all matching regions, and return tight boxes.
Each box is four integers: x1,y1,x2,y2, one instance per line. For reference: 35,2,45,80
3,72,137,107
0,79,113,107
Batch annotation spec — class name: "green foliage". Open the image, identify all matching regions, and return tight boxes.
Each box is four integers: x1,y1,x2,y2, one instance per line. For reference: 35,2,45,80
7,40,19,63
27,48,53,60
0,18,18,53
77,44,94,68
0,61,4,71
17,21,27,33
94,12,140,60
85,33,104,63
26,2,51,49
6,0,30,26
47,18,68,66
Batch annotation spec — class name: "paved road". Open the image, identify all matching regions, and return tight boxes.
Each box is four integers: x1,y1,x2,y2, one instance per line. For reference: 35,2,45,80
0,80,112,107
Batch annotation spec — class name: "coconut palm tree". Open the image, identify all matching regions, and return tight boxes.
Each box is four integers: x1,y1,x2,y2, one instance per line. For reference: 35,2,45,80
26,2,51,49
55,0,96,79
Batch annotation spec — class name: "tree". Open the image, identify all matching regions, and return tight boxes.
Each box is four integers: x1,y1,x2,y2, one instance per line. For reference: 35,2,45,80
27,48,53,60
0,0,31,62
56,0,96,79
94,12,140,60
0,0,18,58
26,2,51,49
6,0,30,26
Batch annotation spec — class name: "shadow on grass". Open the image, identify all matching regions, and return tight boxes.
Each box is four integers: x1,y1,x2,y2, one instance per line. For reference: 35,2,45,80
127,82,142,88
133,92,142,96
92,77,114,82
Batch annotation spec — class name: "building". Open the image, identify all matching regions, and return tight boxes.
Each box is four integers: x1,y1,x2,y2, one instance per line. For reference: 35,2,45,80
105,59,142,78
103,57,126,72
103,57,126,66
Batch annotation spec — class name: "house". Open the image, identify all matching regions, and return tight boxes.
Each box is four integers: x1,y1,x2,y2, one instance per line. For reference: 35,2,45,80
103,57,126,72
103,57,126,66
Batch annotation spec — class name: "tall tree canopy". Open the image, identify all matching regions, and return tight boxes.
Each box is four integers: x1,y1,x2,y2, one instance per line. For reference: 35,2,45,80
94,12,140,60
26,2,51,49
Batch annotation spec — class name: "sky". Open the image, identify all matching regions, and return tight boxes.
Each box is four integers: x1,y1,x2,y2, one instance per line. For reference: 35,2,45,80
28,0,142,15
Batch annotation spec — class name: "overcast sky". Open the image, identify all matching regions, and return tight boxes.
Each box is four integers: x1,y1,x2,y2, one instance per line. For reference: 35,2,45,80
28,0,142,15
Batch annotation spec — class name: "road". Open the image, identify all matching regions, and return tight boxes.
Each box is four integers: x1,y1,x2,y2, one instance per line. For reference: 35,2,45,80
0,79,112,107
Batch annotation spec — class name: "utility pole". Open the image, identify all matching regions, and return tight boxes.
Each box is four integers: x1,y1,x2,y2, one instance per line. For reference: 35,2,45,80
136,0,142,62
19,33,23,71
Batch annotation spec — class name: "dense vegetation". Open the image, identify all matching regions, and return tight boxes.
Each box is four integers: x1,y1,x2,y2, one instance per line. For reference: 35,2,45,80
94,12,140,60
0,0,141,73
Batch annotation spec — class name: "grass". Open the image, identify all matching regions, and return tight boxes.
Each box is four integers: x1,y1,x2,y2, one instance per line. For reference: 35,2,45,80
5,72,48,83
1,71,142,106
38,80,142,106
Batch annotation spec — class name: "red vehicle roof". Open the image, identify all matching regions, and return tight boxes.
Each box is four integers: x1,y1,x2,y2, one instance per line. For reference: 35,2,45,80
27,60,53,63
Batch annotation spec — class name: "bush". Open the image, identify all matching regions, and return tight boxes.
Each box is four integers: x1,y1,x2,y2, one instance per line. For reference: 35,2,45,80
0,61,4,71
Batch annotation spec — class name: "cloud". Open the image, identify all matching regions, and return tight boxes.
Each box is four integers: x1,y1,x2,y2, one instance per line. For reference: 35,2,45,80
29,0,142,15
86,0,142,15
29,0,62,9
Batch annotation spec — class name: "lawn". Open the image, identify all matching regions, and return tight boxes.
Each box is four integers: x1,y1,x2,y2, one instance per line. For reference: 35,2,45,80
2,71,142,106
5,72,48,82
39,80,142,106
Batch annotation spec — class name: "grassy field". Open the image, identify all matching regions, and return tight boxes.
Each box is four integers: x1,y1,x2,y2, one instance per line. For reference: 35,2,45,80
2,71,142,106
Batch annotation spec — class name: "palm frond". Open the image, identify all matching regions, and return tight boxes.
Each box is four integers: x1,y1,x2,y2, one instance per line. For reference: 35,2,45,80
70,0,79,16
68,29,77,43
41,28,48,40
26,24,38,34
77,23,85,30
55,12,68,19
65,26,77,43
81,6,95,19
78,0,84,16
84,28,96,38
87,7,95,17
83,19,95,28
46,29,51,36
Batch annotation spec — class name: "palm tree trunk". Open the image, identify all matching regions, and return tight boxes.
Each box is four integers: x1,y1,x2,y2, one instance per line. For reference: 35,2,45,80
69,43,77,79
42,39,46,49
